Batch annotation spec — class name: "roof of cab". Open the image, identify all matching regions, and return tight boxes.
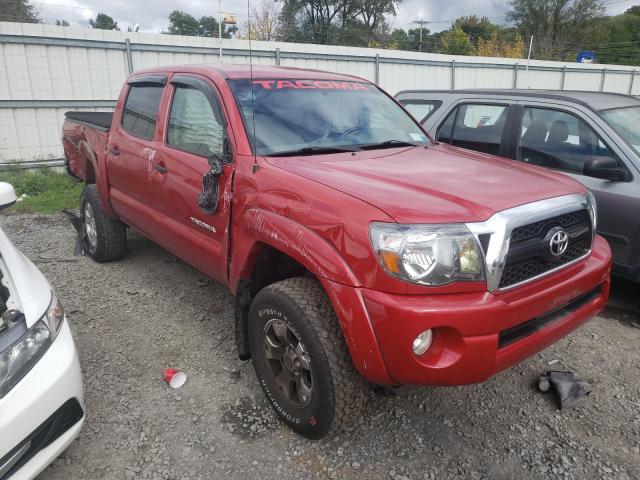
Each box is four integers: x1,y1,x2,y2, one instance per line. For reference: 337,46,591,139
132,64,366,82
396,88,640,112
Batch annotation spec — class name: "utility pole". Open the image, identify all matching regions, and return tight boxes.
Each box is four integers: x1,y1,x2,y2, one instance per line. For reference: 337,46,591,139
412,18,429,52
218,0,223,63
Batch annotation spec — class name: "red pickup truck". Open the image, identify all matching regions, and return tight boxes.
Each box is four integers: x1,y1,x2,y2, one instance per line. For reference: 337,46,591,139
62,65,611,439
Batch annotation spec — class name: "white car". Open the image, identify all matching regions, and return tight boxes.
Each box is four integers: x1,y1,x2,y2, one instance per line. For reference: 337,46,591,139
0,182,84,479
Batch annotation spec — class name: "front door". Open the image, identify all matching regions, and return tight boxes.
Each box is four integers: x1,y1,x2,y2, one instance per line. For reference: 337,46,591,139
151,74,235,283
515,105,639,271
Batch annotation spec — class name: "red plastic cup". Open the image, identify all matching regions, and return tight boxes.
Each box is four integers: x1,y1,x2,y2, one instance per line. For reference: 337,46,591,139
162,368,187,389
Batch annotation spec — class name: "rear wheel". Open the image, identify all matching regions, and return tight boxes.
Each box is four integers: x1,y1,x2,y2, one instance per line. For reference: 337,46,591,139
80,184,126,262
248,277,367,439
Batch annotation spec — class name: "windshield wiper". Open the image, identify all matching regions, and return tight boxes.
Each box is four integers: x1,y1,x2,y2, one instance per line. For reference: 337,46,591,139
269,146,362,157
358,140,419,150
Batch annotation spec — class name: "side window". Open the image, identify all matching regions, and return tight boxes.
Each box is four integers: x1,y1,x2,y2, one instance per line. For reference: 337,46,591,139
437,108,456,143
167,86,224,157
121,85,164,140
450,104,508,156
518,107,619,175
400,101,440,123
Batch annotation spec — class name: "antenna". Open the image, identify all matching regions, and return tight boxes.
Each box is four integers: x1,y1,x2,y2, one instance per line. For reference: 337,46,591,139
248,0,258,173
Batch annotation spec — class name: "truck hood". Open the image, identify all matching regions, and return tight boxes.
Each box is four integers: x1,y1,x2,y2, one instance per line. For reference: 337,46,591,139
266,144,585,224
0,227,51,328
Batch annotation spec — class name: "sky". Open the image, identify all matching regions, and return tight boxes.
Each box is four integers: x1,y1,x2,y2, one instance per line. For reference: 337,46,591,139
32,0,640,34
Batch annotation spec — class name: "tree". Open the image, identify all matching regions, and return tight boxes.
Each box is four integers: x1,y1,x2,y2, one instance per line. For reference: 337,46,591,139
507,0,605,58
476,31,525,58
441,27,475,55
89,13,119,30
278,0,401,46
239,0,282,41
167,10,199,36
166,10,236,38
0,0,41,23
55,19,70,26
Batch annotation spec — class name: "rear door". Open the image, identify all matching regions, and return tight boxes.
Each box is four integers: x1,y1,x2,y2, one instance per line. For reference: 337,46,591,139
514,102,639,272
150,73,235,283
107,75,167,234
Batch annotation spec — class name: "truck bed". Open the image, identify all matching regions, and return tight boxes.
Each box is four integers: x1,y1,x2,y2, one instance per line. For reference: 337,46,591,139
64,111,114,131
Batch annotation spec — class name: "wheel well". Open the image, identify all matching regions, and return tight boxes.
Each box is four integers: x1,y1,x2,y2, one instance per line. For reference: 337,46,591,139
84,157,96,184
235,244,311,360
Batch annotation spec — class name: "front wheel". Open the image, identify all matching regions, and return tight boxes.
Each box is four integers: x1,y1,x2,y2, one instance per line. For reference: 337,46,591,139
248,277,367,439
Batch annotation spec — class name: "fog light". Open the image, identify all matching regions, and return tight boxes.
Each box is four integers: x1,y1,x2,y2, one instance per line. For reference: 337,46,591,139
412,329,433,356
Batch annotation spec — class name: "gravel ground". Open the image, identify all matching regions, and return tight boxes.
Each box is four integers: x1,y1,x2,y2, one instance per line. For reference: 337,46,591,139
2,213,639,480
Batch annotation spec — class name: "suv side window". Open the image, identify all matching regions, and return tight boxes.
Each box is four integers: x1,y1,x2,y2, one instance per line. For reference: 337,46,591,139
121,85,164,140
451,104,508,156
167,86,224,157
518,107,620,175
437,104,508,156
399,100,441,124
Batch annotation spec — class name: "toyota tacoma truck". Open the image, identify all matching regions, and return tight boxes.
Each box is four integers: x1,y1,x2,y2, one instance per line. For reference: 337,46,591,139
62,65,611,439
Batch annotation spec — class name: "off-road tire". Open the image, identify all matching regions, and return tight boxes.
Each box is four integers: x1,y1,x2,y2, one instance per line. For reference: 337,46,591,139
248,277,367,439
80,184,126,262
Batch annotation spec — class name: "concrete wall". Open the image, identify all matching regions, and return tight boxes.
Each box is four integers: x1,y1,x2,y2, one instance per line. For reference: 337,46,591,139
1,21,638,167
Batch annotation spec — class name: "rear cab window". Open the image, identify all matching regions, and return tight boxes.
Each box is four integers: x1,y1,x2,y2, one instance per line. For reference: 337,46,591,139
121,84,164,140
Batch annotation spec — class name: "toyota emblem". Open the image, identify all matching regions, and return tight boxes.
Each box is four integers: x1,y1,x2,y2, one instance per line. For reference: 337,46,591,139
549,230,569,257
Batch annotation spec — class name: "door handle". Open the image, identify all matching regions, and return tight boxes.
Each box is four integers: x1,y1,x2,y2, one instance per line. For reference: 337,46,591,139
153,163,168,174
110,147,120,156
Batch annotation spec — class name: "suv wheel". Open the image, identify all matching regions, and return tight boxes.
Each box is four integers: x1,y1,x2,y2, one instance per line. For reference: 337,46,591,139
248,277,367,439
80,184,127,262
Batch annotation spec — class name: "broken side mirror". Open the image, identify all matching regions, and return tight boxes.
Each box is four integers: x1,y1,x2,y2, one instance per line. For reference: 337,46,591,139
583,157,627,181
198,154,224,214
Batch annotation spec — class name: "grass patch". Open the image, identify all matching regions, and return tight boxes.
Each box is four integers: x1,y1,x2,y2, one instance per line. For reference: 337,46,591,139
1,170,82,214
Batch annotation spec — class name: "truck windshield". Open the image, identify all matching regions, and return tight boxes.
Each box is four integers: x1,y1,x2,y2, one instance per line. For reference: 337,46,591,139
600,106,640,156
228,79,430,156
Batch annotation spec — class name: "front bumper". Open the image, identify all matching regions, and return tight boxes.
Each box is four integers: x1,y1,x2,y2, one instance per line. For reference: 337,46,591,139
0,320,84,480
360,235,611,386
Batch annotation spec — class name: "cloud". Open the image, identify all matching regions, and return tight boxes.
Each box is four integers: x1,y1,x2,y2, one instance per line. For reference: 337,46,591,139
36,0,244,32
33,0,639,34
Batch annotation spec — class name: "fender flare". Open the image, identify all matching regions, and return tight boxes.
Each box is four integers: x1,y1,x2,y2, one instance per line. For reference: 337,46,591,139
231,209,394,384
231,209,361,290
79,141,117,218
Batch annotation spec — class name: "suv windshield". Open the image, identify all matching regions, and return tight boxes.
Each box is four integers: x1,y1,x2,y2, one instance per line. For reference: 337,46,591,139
228,79,430,156
601,106,640,156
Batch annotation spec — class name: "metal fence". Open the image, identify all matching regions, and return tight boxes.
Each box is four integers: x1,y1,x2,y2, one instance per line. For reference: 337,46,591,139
1,21,639,168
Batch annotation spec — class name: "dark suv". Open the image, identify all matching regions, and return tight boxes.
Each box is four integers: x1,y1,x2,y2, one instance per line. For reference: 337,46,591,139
396,89,640,281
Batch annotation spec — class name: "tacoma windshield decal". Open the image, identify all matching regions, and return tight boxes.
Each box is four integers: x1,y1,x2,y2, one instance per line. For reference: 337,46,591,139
252,80,372,91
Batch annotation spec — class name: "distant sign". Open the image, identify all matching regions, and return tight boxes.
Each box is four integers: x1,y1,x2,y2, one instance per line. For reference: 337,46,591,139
222,14,237,24
577,51,596,64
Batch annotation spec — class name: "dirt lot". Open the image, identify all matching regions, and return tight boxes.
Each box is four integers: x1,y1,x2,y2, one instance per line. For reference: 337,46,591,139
2,213,639,480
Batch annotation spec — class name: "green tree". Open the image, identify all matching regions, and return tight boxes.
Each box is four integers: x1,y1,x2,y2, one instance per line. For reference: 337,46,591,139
0,0,41,23
167,10,199,36
507,0,605,59
441,27,475,55
89,13,119,30
166,11,236,38
55,19,70,26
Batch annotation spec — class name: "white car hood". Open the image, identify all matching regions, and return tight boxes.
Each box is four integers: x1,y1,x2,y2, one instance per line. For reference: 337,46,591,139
0,226,51,328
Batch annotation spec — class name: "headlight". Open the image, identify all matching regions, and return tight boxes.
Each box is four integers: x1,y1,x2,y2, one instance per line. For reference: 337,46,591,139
369,223,485,286
45,292,64,339
0,292,64,398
